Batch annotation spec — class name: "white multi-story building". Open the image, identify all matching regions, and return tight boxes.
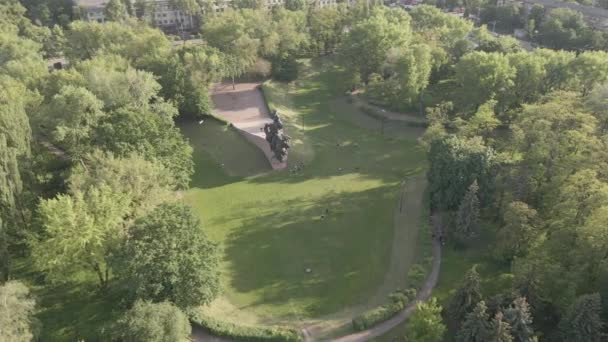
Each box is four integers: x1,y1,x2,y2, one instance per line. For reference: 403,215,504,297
76,0,196,32
76,0,344,32
140,0,196,33
76,0,108,23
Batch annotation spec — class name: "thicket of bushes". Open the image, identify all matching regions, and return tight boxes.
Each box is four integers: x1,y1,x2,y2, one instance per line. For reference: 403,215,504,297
190,312,303,342
351,288,418,331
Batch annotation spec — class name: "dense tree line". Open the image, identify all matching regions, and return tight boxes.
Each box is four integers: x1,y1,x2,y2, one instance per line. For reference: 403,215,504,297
321,2,608,340
409,7,608,342
0,1,224,339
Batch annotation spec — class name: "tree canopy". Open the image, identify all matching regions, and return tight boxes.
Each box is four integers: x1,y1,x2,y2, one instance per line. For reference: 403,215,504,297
119,203,221,309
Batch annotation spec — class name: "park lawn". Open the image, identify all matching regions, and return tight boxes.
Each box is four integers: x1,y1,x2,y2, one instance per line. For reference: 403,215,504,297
182,57,428,324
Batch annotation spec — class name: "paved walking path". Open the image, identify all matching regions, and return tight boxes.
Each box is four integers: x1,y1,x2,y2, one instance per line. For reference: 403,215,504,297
330,219,442,342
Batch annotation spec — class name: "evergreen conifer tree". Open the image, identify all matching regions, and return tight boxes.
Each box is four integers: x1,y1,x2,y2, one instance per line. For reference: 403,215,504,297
457,301,492,342
448,267,483,324
504,297,534,342
490,311,514,342
559,293,603,342
456,180,480,242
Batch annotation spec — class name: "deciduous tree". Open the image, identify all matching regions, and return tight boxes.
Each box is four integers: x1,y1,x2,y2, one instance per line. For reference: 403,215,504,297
339,7,411,81
455,51,515,110
115,300,191,342
104,0,129,22
428,135,495,210
31,186,129,287
495,202,538,261
118,203,221,309
0,281,40,342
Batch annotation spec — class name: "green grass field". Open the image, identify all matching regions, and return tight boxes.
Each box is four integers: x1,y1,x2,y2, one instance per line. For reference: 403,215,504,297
181,58,428,325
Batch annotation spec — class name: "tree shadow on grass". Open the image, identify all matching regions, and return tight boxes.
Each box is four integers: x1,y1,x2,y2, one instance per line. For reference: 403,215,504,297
33,281,127,342
220,185,401,320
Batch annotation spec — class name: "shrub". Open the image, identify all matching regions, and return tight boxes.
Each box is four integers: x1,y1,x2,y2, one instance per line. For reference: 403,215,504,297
190,312,303,342
115,300,191,342
352,288,417,331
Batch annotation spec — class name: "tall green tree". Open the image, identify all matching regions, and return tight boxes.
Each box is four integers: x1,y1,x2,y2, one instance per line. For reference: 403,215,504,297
150,45,224,116
41,85,105,158
0,281,40,342
537,8,592,50
68,151,176,221
457,301,492,342
65,21,172,67
0,76,31,255
533,49,576,93
0,31,48,87
559,293,603,342
339,7,411,81
76,55,161,111
202,9,259,81
397,44,433,112
428,135,495,210
95,105,194,189
495,202,538,261
503,297,534,342
118,203,221,309
585,83,608,131
455,51,515,110
31,186,129,287
570,51,608,96
455,180,480,243
511,92,601,202
458,100,500,141
404,298,446,342
308,7,345,55
507,52,547,105
448,267,483,324
104,0,129,22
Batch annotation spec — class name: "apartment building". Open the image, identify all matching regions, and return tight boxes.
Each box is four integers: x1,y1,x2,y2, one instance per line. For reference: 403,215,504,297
76,0,196,32
76,0,108,23
76,0,342,33
139,0,196,33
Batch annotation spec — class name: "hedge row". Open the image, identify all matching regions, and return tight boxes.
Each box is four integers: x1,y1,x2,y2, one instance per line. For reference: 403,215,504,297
352,288,417,331
190,312,303,342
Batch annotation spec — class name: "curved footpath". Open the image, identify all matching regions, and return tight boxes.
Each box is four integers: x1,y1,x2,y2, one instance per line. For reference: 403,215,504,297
329,229,441,342
192,215,443,342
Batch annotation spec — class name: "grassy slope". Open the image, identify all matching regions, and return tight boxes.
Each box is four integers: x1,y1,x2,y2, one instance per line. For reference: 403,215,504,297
182,58,428,324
